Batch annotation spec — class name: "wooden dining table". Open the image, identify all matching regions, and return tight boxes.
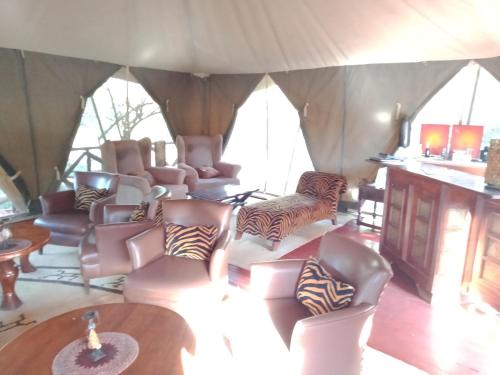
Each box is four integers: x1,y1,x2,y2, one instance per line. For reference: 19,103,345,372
0,219,50,310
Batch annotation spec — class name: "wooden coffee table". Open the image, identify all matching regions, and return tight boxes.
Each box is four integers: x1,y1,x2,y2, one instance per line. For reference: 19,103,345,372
0,303,195,374
0,220,50,310
188,185,259,208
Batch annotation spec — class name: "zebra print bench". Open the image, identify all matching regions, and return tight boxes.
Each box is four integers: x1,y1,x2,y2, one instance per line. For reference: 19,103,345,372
235,171,347,250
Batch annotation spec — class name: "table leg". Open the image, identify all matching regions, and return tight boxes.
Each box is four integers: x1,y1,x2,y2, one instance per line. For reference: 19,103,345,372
20,254,37,273
0,260,22,310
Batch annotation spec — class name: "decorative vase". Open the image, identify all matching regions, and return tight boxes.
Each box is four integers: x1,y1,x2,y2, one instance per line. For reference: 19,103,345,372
485,139,500,188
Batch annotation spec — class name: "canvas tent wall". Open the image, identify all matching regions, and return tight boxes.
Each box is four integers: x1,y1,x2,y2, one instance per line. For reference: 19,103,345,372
0,0,499,205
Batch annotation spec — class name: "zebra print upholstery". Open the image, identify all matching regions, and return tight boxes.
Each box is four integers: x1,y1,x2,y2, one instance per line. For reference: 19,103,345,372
296,257,355,315
236,171,347,249
74,184,110,211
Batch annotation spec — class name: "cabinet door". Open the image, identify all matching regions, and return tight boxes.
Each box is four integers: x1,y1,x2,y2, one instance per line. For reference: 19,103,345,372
406,184,440,276
382,178,408,257
472,200,500,311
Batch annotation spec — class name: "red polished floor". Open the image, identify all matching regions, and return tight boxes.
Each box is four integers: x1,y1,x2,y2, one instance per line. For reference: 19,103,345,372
229,220,500,375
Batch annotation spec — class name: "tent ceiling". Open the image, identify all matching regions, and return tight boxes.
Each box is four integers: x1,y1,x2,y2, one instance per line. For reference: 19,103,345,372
0,0,499,74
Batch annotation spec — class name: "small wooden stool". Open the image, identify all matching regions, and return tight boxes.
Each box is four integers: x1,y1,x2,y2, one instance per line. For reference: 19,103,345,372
357,183,385,230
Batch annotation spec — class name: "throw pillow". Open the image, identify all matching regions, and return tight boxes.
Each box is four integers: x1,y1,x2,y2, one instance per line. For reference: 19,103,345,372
196,166,220,179
74,185,109,211
129,201,150,222
164,222,218,260
154,203,163,226
296,257,355,316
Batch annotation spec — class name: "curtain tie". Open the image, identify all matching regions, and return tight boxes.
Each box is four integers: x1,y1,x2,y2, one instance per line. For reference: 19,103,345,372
80,96,86,110
165,99,170,112
303,102,310,118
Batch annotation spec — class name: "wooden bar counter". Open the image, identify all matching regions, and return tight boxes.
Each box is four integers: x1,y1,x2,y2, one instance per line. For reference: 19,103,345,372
380,161,500,309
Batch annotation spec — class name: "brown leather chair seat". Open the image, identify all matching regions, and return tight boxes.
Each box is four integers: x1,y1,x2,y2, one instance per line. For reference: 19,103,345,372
124,256,213,308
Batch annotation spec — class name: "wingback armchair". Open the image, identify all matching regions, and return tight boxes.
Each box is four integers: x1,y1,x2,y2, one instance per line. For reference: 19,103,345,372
100,137,187,201
79,186,169,290
176,135,241,192
34,171,119,247
123,199,232,317
248,233,393,375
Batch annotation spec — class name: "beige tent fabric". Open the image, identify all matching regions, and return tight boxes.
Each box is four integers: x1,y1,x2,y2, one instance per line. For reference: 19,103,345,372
271,67,346,173
208,73,264,140
272,60,468,190
130,67,204,138
23,51,119,194
0,48,38,198
132,67,263,139
477,56,500,81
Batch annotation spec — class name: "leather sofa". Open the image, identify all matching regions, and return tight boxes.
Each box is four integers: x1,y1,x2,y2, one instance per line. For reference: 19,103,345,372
248,233,393,375
34,171,119,247
176,135,241,192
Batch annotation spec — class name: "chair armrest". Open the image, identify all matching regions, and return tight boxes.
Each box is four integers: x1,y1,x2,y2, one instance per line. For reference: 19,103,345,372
214,161,241,178
290,303,376,375
94,221,155,268
103,204,137,224
209,230,231,283
39,190,75,214
177,163,199,185
250,259,305,299
89,193,117,224
126,225,165,270
147,167,186,185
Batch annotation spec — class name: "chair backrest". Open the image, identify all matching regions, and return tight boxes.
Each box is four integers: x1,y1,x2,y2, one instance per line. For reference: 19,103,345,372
176,135,223,169
160,199,232,238
318,232,393,306
296,171,347,202
101,138,152,175
74,171,119,194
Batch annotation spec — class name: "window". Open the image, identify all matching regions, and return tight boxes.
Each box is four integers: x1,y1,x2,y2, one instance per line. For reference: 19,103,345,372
62,68,173,187
411,62,500,156
225,75,314,195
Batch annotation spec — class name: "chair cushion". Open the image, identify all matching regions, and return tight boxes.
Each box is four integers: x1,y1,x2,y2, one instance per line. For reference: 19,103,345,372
124,255,211,304
191,177,240,191
129,201,149,222
296,258,355,316
74,185,109,211
196,166,220,179
164,223,218,260
34,211,91,235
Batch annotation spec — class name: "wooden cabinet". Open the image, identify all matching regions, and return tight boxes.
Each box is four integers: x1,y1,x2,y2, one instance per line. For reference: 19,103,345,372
381,166,478,303
470,199,500,311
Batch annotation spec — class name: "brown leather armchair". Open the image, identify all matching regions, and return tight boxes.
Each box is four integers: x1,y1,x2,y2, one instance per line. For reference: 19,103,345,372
34,171,119,246
100,137,187,200
248,233,393,375
79,186,169,290
176,135,241,192
123,199,232,316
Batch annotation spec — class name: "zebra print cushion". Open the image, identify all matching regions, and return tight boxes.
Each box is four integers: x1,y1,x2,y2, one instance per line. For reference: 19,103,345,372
129,201,149,222
74,185,109,211
164,223,218,261
296,257,355,315
154,204,163,226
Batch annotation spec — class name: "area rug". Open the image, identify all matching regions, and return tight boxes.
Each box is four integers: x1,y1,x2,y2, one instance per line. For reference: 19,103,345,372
226,211,355,270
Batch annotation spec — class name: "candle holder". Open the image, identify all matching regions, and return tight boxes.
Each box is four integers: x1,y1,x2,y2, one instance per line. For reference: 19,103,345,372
81,310,107,362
